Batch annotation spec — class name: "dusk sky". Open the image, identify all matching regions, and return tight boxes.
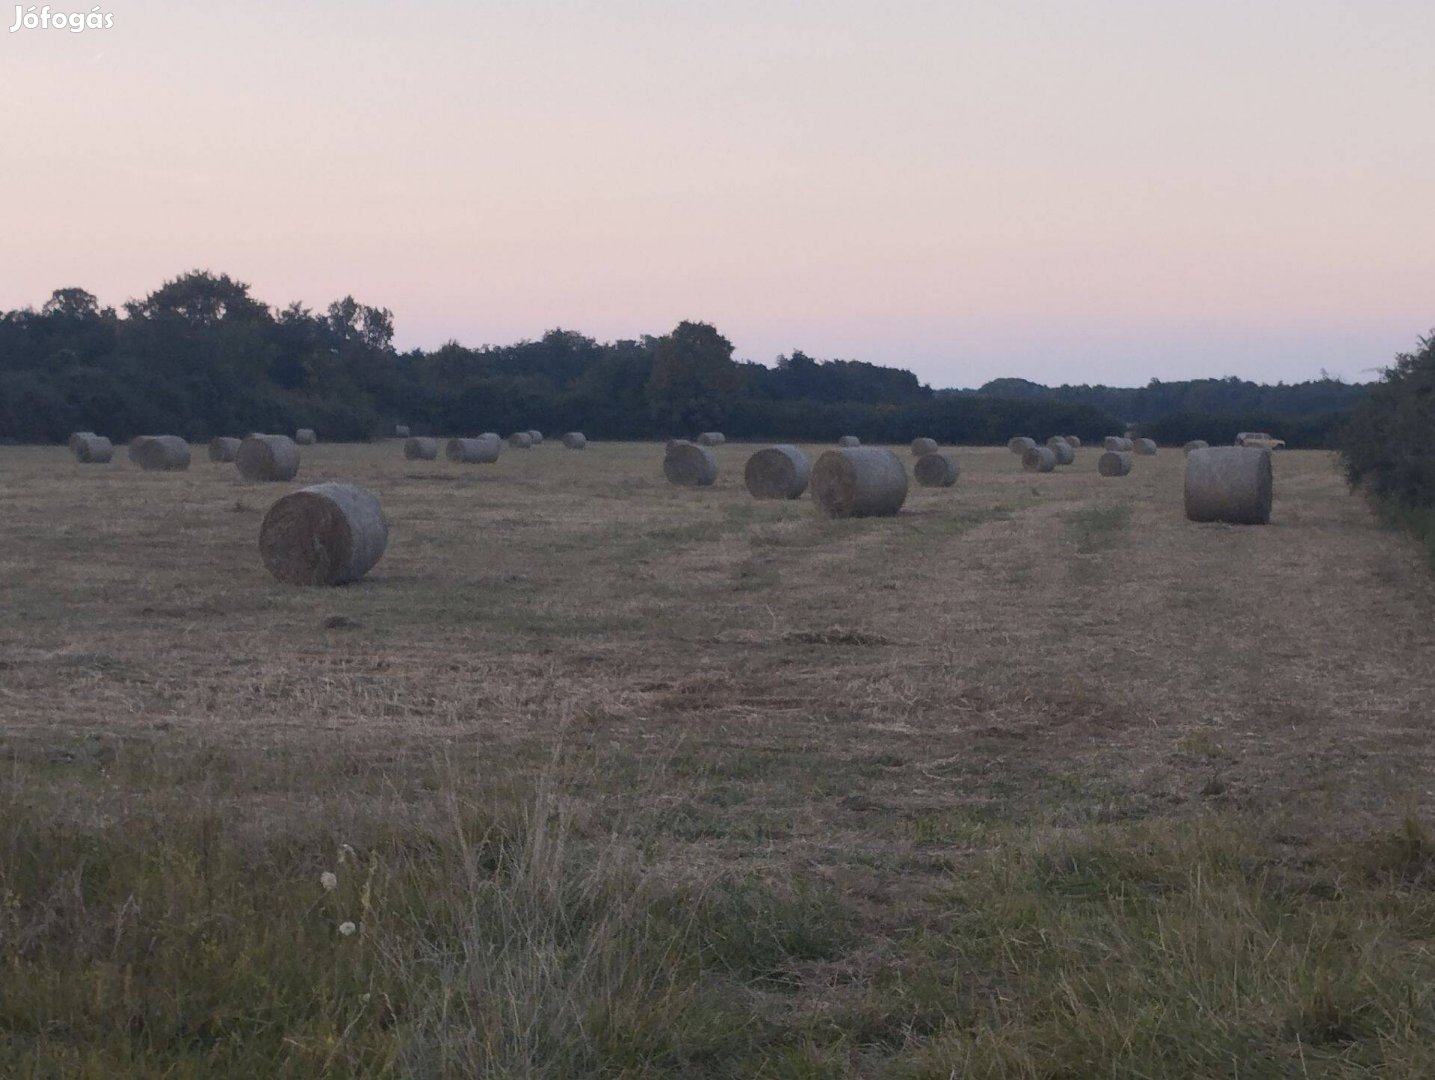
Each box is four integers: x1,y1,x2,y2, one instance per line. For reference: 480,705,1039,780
4,0,1432,388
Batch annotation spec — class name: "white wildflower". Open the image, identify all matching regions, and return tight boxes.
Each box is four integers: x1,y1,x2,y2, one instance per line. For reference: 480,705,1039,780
338,921,357,937
320,871,338,892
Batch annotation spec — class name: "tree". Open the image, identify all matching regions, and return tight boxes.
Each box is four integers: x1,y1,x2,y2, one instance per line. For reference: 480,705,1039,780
123,270,270,328
645,321,740,432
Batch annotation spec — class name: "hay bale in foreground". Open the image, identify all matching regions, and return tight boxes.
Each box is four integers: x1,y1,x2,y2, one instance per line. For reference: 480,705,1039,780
562,432,587,449
259,482,388,586
811,447,908,517
527,430,544,444
744,445,811,499
1098,451,1133,477
1008,436,1036,454
72,434,112,463
664,442,718,486
208,437,241,463
911,437,938,456
1133,438,1158,456
1184,446,1272,525
132,435,191,471
446,437,501,464
696,432,725,447
236,434,300,481
404,436,438,460
914,451,959,487
1184,439,1210,453
295,428,317,445
837,435,861,447
1051,441,1075,466
394,424,410,439
1022,446,1056,473
508,432,533,449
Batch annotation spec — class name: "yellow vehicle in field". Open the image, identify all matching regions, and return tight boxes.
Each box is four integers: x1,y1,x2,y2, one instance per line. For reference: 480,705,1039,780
1235,431,1286,450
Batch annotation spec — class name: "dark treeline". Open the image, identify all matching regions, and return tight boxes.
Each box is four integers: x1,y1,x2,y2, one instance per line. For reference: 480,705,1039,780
1340,330,1435,522
0,271,1369,447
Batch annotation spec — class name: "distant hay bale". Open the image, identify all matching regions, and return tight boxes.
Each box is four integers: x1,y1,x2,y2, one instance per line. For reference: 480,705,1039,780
446,436,501,464
664,441,719,486
295,428,317,445
1008,436,1037,454
1184,439,1210,453
127,436,153,463
1046,435,1070,449
1184,446,1273,525
208,437,241,463
132,435,191,471
1133,438,1157,456
527,430,544,444
911,437,938,456
1098,451,1133,477
914,451,959,487
236,434,300,481
696,432,725,447
72,434,112,463
811,447,908,517
561,432,587,449
1067,436,1082,448
404,436,438,460
837,435,861,447
259,482,388,586
744,445,811,499
480,432,499,441
666,438,690,452
394,424,410,439
1104,436,1133,452
508,432,533,449
1050,441,1075,466
1022,447,1056,473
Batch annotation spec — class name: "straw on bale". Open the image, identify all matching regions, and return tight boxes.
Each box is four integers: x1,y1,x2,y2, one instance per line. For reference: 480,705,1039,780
208,437,241,463
508,432,533,449
236,434,299,481
1050,441,1075,466
744,445,811,499
1184,446,1273,525
72,434,112,463
664,441,719,486
1134,438,1158,456
404,436,439,460
259,482,388,586
1066,436,1082,448
911,437,938,456
837,435,861,447
295,429,317,445
562,432,587,449
914,451,959,487
1104,436,1133,452
1022,446,1056,472
811,447,908,517
132,435,191,471
1008,436,1036,454
696,432,725,447
1098,450,1133,477
446,436,501,464
527,430,544,444
1184,439,1210,453
394,424,410,438
68,431,96,452
1046,435,1070,449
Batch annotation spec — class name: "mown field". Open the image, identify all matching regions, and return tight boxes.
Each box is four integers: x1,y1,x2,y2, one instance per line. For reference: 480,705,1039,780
3,440,1435,1078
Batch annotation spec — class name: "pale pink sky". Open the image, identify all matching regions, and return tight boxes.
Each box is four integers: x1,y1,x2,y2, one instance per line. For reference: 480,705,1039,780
3,0,1432,386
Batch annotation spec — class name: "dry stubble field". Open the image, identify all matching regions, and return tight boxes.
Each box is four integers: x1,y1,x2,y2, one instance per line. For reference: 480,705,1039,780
3,441,1435,1078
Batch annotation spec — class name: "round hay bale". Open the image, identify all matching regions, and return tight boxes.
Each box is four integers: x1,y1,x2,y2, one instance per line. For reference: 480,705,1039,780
1022,446,1056,473
696,432,725,447
127,436,154,463
132,435,191,471
811,447,908,517
561,432,587,449
446,436,501,464
1103,436,1133,452
664,442,719,486
1066,436,1082,448
1098,450,1133,477
508,432,533,449
914,451,959,487
527,430,544,444
1133,438,1157,456
911,437,939,456
208,437,241,463
68,431,96,453
1050,441,1075,466
1183,439,1210,453
666,438,690,452
744,445,811,499
1184,446,1272,525
236,434,300,481
404,436,439,461
1046,435,1071,449
394,424,411,439
837,435,861,447
295,428,317,445
72,434,113,463
259,482,388,586
1008,436,1036,454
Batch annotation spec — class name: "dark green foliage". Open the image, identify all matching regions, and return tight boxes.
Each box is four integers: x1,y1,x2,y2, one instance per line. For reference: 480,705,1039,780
1340,331,1435,509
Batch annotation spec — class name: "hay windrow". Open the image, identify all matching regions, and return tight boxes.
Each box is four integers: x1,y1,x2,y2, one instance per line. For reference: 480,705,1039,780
208,437,241,463
132,435,191,471
911,437,938,456
562,432,587,449
1184,446,1273,525
696,432,725,447
914,451,959,487
664,442,719,486
744,445,811,499
811,447,908,517
295,428,317,445
236,435,300,481
258,482,388,586
72,434,113,463
447,437,501,464
1008,436,1036,454
404,436,439,460
1098,450,1133,477
1022,446,1056,473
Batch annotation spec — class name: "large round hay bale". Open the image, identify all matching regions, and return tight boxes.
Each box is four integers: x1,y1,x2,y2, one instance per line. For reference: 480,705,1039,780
128,436,153,463
1008,436,1036,454
1183,439,1210,453
1110,436,1134,452
1050,441,1075,466
1133,438,1157,456
666,438,690,452
911,437,938,456
508,432,533,449
527,430,544,444
914,451,959,487
1046,435,1070,449
664,441,718,486
394,424,410,439
447,436,501,464
562,432,587,449
1066,436,1082,448
259,482,388,586
72,434,112,463
295,428,317,445
404,436,439,461
1098,451,1133,477
811,447,908,517
236,434,300,481
1022,446,1056,472
1184,446,1273,525
744,445,811,499
208,437,241,463
132,435,191,471
837,435,861,447
696,432,725,447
